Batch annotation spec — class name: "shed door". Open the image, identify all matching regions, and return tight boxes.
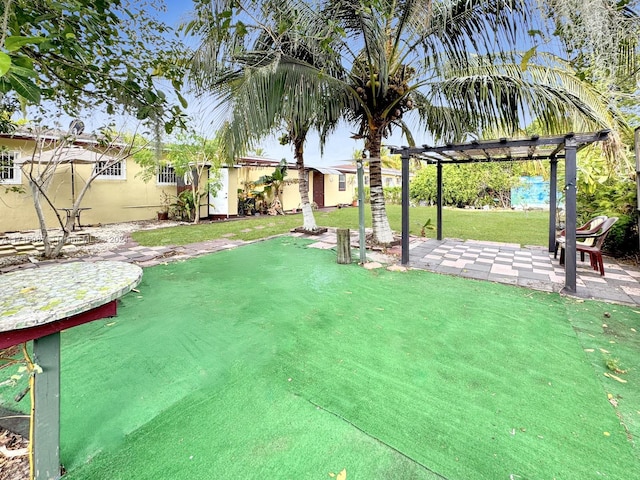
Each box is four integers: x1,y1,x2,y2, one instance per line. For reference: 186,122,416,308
313,172,325,208
209,168,229,216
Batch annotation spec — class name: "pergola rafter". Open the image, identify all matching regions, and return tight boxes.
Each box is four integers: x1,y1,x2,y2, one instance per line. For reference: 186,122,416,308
391,130,611,294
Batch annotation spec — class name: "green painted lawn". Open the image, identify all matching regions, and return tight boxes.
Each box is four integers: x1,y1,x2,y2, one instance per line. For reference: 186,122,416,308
2,238,635,479
132,205,549,247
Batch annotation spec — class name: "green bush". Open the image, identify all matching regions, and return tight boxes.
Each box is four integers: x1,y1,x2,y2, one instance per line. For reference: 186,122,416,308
410,163,525,208
384,186,402,204
355,186,402,204
577,177,638,257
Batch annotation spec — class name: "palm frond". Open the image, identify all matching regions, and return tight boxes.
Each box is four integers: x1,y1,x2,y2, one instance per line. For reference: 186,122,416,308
420,52,628,142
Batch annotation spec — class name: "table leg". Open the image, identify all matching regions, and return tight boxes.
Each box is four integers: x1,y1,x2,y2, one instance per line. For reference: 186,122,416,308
75,211,83,230
64,210,76,232
33,333,61,480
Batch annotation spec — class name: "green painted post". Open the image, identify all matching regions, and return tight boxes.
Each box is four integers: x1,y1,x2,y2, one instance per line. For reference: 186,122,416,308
401,151,410,265
356,159,366,263
436,162,443,241
33,333,61,480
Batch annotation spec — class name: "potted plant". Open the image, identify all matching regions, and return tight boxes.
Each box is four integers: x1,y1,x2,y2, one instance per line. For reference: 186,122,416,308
157,191,170,220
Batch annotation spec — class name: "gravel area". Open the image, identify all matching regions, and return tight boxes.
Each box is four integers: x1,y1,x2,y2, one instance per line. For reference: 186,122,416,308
0,220,182,269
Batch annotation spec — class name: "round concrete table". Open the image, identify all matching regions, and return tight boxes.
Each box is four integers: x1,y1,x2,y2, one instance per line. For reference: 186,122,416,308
0,261,142,480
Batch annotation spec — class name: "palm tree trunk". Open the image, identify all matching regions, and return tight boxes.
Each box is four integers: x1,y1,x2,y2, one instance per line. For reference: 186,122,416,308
294,137,318,230
368,129,394,244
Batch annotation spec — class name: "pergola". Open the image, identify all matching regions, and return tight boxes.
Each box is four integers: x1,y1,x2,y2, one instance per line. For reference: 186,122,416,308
390,130,611,294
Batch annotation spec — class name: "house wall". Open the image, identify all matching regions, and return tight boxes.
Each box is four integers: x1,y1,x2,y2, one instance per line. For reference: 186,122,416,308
0,138,177,232
323,172,357,206
1,136,406,232
236,165,303,212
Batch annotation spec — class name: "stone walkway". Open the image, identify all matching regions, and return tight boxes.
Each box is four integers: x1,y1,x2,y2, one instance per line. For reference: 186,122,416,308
289,229,640,305
408,238,640,305
2,228,640,306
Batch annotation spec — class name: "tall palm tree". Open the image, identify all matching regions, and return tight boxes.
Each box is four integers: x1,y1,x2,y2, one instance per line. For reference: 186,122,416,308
317,0,631,244
186,2,347,231
186,0,634,243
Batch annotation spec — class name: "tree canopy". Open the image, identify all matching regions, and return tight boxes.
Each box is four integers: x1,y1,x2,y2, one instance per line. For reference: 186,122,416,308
185,0,639,243
0,0,187,133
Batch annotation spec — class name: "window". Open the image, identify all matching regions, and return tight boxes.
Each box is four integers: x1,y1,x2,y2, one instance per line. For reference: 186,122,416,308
385,177,393,187
364,175,369,186
0,151,20,184
95,160,125,179
338,174,346,191
157,165,176,184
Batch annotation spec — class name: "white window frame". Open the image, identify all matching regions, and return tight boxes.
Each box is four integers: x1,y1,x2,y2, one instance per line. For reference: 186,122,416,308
157,165,177,185
95,159,126,180
0,150,21,185
338,174,346,191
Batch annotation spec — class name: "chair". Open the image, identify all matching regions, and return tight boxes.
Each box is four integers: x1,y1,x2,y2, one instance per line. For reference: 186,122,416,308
554,215,607,260
558,217,618,276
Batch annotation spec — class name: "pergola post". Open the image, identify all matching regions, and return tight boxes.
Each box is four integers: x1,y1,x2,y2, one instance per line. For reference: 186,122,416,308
436,162,443,241
564,141,578,293
548,158,558,252
634,127,640,251
401,150,410,265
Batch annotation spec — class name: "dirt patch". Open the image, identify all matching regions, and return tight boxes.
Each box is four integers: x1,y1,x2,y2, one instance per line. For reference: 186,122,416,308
0,220,182,270
291,227,329,235
0,428,29,480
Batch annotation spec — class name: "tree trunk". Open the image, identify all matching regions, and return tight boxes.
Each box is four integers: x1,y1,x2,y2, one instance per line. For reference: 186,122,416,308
191,183,200,224
294,136,318,230
336,228,352,264
29,180,71,258
368,127,394,244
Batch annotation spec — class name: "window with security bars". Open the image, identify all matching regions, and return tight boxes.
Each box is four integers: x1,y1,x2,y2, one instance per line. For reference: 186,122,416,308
157,165,177,184
0,151,19,183
95,160,124,179
338,174,346,191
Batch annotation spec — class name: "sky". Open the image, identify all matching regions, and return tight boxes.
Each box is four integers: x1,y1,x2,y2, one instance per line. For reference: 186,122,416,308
43,0,430,167
156,0,427,166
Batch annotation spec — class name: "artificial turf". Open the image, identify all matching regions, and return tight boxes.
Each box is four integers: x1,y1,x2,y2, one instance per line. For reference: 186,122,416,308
2,236,638,479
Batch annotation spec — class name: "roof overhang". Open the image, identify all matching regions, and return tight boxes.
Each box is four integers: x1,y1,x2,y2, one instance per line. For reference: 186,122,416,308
308,166,343,175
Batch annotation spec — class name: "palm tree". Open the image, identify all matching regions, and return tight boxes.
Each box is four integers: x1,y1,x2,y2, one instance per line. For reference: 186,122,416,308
185,0,634,244
186,2,347,231
316,0,633,244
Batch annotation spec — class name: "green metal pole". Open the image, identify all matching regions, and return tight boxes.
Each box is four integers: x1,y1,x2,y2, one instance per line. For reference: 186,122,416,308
401,151,410,265
33,333,61,480
356,159,366,263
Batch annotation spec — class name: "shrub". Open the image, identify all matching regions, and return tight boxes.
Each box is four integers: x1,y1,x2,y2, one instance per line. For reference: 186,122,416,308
577,177,638,257
410,163,525,208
